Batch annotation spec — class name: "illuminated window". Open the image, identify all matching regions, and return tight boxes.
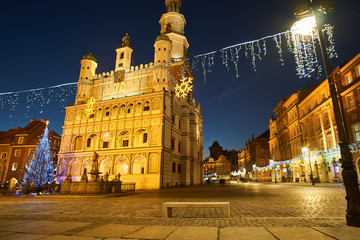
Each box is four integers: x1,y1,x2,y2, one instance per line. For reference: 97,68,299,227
14,149,21,157
73,136,83,151
28,149,35,157
344,72,353,85
356,66,360,77
352,123,360,142
12,163,18,171
346,94,356,109
18,137,24,144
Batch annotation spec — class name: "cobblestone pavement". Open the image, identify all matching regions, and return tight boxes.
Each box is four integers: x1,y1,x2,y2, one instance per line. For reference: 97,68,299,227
0,182,348,229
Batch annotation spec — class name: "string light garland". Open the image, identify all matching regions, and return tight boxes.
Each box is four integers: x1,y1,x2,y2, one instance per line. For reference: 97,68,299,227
0,27,337,117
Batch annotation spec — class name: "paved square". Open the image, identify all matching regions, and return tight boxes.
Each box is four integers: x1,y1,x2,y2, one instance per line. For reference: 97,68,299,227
0,183,354,239
124,226,178,239
166,226,218,240
76,224,144,238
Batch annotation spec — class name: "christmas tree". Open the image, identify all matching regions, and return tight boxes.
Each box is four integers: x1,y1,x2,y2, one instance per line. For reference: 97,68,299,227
21,123,54,192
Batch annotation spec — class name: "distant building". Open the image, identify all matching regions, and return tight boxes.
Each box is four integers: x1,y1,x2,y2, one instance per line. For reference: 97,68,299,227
0,118,61,188
242,131,270,182
208,141,239,165
205,155,231,178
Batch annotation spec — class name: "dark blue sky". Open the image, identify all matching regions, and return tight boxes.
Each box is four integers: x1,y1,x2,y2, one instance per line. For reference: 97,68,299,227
1,0,359,157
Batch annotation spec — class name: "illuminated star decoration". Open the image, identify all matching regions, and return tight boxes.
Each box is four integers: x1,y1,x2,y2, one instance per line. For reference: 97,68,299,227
175,77,193,98
84,97,96,117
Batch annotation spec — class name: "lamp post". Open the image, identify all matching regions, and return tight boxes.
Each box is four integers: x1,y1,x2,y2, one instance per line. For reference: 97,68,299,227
302,147,315,185
293,0,360,227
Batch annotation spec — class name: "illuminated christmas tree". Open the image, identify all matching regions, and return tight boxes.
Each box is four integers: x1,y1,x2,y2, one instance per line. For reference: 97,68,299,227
21,123,54,191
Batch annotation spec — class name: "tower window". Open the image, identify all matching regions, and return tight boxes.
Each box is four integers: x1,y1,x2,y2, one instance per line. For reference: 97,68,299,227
118,63,123,67
158,48,161,51
120,52,124,59
87,67,89,69
164,48,166,51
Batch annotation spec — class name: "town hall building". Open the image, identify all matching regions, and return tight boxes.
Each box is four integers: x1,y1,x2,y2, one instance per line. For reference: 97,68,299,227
56,0,204,189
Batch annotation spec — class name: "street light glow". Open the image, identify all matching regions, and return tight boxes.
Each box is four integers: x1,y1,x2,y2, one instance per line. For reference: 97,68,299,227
291,16,316,35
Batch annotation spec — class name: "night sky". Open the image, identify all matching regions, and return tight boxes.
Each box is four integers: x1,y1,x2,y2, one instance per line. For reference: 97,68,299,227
1,0,359,157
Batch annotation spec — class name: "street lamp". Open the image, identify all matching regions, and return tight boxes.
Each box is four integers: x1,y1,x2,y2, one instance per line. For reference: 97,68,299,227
293,0,360,227
302,147,315,185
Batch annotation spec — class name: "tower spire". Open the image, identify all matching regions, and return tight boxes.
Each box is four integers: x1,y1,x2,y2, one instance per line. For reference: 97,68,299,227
165,0,181,13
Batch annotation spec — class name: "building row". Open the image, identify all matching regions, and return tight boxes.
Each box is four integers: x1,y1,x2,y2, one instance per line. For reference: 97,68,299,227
242,52,360,183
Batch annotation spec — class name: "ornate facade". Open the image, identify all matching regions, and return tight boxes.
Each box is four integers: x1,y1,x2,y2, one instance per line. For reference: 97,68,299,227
57,0,204,189
334,52,360,181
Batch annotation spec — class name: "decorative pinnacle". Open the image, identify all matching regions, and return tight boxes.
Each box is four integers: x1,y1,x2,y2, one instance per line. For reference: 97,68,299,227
122,33,131,47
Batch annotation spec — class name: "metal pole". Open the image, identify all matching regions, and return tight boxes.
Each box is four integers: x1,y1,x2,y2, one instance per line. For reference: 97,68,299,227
313,5,360,227
308,152,315,185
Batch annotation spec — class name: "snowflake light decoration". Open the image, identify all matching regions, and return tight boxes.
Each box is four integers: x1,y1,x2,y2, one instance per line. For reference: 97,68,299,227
175,77,193,98
84,97,96,117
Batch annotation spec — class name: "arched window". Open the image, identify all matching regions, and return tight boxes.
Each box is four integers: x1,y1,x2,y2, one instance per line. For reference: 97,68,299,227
152,99,160,110
134,129,148,146
69,160,80,176
102,133,113,149
133,157,146,174
86,134,97,149
83,159,92,177
99,159,111,176
73,136,83,151
127,103,133,114
104,107,110,117
118,131,131,147
114,158,128,175
120,104,126,114
144,101,150,111
136,102,142,112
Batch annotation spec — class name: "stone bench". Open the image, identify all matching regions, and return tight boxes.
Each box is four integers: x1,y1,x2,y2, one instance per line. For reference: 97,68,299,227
162,202,230,218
